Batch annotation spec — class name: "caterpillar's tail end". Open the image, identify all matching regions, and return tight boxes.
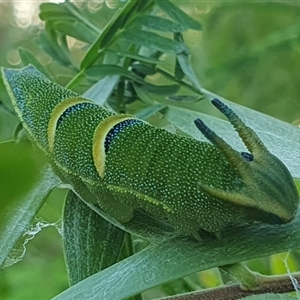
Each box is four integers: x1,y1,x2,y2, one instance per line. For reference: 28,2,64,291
211,98,238,126
194,118,224,146
211,98,223,109
194,118,205,132
209,98,299,224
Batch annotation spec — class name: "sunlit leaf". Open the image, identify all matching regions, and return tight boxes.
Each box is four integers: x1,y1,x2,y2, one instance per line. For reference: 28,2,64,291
39,3,72,21
80,0,141,69
49,20,98,44
40,2,100,35
83,75,119,106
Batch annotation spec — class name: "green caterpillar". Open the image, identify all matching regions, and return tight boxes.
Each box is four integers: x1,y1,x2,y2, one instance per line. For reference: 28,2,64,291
2,65,299,239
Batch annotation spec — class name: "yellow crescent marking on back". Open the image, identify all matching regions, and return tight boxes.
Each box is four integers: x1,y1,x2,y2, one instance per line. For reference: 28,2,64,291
93,114,136,178
47,97,93,153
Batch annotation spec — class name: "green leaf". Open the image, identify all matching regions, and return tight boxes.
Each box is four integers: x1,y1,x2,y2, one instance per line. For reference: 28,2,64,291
132,82,154,105
83,75,119,106
174,55,185,80
80,0,141,69
85,65,144,84
132,64,156,77
175,33,202,93
155,0,202,31
0,141,60,268
108,50,161,64
135,103,166,120
18,47,50,77
38,29,72,67
135,15,187,32
63,191,125,285
132,81,180,104
142,82,180,95
166,94,201,102
122,29,185,54
40,2,100,35
49,20,98,44
0,108,17,141
53,211,300,299
0,75,14,112
39,3,71,21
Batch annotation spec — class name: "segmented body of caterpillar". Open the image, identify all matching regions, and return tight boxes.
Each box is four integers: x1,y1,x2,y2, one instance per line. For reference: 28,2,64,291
2,65,298,239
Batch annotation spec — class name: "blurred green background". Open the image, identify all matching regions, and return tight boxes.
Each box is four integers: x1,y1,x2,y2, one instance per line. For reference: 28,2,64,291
1,1,300,299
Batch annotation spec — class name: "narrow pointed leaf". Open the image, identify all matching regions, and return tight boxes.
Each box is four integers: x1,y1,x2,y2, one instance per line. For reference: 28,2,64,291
50,20,98,44
135,15,186,32
166,94,201,102
80,0,140,69
0,76,14,112
175,33,202,93
109,50,161,64
155,0,202,31
53,211,300,300
18,48,50,77
85,65,144,84
40,3,72,21
40,2,100,35
135,103,166,120
132,82,154,105
83,75,119,105
132,64,156,77
122,30,185,54
0,141,60,268
142,82,180,95
38,30,72,67
63,191,125,285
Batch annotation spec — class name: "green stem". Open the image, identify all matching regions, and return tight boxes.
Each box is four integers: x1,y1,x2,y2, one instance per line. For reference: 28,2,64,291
219,263,258,288
157,272,300,300
116,79,125,114
65,69,86,89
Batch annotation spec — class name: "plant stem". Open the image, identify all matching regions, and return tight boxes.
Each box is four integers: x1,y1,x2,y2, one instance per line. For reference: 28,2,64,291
157,272,300,300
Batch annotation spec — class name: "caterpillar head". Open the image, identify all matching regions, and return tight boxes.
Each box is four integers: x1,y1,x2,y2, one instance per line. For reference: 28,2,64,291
194,99,299,225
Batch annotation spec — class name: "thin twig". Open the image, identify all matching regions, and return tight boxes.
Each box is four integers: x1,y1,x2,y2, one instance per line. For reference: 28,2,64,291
158,272,300,300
